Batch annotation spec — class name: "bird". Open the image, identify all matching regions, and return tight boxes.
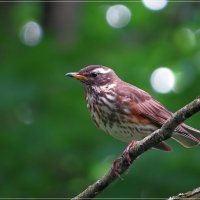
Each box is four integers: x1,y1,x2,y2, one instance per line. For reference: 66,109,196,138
66,65,200,152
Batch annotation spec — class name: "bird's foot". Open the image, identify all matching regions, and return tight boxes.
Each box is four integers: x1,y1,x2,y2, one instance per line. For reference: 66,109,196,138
111,158,123,179
111,140,137,178
122,140,137,165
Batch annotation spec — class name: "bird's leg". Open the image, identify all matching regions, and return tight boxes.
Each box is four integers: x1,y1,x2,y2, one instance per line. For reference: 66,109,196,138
111,140,137,178
111,157,123,179
122,140,137,165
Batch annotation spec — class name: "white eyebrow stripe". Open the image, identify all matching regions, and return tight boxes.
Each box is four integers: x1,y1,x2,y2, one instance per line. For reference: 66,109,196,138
92,68,111,74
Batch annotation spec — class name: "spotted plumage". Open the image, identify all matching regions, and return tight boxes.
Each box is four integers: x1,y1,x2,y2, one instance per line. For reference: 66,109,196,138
66,65,200,151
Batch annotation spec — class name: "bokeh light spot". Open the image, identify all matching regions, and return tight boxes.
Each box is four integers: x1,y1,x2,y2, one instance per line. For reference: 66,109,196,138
174,64,195,93
150,67,175,94
20,21,43,46
174,27,196,53
106,5,131,28
142,0,168,11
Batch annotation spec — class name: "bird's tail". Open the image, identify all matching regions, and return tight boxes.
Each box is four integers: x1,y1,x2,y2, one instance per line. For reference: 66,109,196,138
183,124,200,140
172,124,200,148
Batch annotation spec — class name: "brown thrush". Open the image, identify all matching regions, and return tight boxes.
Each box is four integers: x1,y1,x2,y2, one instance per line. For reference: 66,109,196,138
66,65,200,151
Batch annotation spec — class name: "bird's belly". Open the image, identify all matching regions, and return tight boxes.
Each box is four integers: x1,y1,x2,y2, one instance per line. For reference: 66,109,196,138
103,120,157,143
91,108,157,143
86,94,157,143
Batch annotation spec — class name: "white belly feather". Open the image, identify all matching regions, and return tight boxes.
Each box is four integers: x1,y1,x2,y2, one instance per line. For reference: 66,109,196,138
86,90,157,143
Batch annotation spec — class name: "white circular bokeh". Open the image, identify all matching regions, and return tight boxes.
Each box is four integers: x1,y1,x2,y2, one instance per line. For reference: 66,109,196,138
106,5,131,28
20,21,43,46
142,0,168,11
150,67,175,94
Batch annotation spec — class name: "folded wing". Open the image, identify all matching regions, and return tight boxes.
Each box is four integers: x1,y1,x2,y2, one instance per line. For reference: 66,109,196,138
130,86,200,148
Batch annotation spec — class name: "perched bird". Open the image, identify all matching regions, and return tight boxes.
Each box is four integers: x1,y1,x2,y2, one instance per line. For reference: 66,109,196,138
66,65,200,151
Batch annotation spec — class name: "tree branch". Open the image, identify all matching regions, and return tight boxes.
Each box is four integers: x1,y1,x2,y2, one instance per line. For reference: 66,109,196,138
168,186,200,200
71,97,200,200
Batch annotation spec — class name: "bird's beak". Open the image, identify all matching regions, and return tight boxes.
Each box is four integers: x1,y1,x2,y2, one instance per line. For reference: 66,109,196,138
65,72,87,81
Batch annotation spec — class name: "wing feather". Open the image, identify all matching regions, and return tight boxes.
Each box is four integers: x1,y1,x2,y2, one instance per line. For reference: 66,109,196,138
123,84,200,147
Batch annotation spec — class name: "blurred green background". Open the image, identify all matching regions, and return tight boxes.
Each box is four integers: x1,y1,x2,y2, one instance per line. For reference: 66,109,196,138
0,1,200,198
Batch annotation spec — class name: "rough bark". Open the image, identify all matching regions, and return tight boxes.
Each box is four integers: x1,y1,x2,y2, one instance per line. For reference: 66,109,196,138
168,187,200,200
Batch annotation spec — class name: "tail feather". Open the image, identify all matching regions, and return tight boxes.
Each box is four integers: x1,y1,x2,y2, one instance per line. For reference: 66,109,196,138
172,132,199,148
172,124,200,148
154,141,172,151
182,124,200,140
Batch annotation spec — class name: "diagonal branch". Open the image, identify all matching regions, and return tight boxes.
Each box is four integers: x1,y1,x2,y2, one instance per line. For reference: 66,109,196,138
71,96,200,200
168,186,200,200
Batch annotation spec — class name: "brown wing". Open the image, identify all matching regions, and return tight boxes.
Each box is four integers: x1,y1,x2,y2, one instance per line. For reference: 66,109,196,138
115,83,172,126
115,83,173,151
124,85,172,126
116,83,199,147
137,97,172,126
127,85,200,147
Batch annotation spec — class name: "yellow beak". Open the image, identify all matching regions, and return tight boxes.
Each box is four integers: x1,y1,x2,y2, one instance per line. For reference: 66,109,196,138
65,72,87,81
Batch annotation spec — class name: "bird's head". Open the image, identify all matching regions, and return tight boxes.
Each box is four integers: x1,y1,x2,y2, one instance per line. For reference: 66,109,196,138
66,65,118,87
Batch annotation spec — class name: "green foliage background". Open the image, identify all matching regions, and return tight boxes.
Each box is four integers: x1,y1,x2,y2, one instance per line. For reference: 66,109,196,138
0,2,200,198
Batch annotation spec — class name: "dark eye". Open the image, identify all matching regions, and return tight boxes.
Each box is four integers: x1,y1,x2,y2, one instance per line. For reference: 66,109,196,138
90,72,98,77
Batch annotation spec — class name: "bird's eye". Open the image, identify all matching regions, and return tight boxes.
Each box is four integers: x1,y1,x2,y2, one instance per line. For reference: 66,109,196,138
90,72,98,77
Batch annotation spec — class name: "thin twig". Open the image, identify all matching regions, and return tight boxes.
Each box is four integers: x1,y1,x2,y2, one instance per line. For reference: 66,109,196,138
71,97,200,200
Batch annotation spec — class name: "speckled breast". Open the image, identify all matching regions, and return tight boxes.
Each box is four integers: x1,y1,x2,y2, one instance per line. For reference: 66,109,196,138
86,90,157,143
